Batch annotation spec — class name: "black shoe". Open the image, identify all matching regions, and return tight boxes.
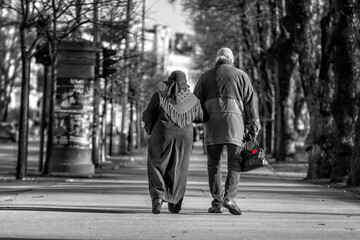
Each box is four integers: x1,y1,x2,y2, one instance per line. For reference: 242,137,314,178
207,206,224,213
208,200,224,213
168,203,181,213
223,199,242,215
152,199,163,214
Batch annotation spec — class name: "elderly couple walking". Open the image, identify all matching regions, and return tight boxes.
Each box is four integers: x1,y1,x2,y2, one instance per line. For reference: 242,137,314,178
142,47,261,215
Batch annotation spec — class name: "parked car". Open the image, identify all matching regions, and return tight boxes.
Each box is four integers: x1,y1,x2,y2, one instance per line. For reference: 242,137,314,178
0,122,18,142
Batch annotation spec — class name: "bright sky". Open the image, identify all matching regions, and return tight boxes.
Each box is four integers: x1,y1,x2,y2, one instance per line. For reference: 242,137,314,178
146,0,194,34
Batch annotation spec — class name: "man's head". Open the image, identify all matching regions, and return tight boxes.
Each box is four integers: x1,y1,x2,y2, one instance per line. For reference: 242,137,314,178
216,47,234,64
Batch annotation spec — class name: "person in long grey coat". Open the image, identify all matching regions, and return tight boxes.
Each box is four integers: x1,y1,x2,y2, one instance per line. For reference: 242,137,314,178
142,70,203,214
194,47,261,215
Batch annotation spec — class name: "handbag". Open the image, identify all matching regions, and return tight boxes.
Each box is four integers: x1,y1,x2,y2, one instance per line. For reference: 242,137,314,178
233,140,268,172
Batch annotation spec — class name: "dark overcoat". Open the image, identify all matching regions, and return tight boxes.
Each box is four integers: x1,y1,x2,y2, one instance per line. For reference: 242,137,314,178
143,91,202,203
194,62,261,146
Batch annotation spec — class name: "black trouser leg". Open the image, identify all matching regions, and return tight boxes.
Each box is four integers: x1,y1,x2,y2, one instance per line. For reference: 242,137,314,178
224,144,242,200
207,144,224,203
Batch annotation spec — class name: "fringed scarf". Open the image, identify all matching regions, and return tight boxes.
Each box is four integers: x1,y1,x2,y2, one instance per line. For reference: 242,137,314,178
159,89,201,128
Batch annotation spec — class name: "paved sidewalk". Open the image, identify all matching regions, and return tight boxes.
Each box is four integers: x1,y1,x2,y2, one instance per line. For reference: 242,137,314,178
0,143,360,239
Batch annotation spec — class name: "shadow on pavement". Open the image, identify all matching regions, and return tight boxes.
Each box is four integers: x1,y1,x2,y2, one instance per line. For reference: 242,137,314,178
0,205,151,214
2,205,360,217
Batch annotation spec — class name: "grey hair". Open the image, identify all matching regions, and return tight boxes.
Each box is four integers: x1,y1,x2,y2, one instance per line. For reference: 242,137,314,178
215,55,234,64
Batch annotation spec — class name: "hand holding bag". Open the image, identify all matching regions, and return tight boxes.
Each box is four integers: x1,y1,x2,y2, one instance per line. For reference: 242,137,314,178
233,139,268,172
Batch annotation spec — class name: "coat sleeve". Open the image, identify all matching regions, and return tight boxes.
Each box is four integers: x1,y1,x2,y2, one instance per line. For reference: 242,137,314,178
193,77,204,102
193,76,209,122
142,92,160,135
242,73,261,138
192,99,204,124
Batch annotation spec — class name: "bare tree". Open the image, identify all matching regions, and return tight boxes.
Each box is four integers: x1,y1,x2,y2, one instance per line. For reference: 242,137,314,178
10,0,130,176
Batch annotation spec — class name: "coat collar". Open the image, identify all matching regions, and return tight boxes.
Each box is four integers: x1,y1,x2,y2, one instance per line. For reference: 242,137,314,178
215,59,234,67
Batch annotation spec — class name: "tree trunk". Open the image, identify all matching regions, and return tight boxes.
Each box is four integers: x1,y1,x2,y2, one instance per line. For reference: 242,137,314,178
127,101,134,153
291,0,323,179
348,0,360,186
350,111,360,185
268,0,302,162
43,0,58,174
120,0,131,154
297,5,338,179
0,85,11,121
330,0,359,182
310,11,337,178
272,3,298,162
275,35,297,161
16,0,30,179
256,1,277,154
92,0,101,165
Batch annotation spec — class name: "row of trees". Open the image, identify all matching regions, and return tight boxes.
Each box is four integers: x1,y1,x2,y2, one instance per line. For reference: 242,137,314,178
174,0,360,185
0,0,165,178
1,0,360,185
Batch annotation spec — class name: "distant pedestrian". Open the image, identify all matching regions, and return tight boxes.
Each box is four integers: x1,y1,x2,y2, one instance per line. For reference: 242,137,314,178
194,47,261,215
142,70,203,214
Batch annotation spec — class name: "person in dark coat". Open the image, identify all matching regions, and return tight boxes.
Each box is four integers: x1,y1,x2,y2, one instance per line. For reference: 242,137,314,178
142,70,203,214
194,47,261,215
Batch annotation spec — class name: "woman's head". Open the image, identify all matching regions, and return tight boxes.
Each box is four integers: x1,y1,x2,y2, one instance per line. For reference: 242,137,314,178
162,70,189,101
164,70,189,90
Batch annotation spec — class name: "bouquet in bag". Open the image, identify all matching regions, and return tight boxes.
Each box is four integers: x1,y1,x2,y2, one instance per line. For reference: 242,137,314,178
233,139,268,172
